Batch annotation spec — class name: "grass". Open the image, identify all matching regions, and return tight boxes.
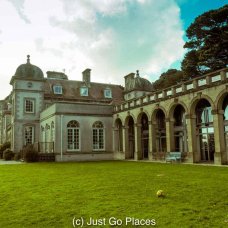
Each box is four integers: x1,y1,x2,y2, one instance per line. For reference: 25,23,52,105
0,161,228,227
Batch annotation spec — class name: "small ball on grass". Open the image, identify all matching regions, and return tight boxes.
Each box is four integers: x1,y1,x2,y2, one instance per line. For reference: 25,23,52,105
156,190,165,198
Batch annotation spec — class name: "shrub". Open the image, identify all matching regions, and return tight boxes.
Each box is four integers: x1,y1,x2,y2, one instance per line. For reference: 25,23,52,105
14,152,22,161
3,149,14,161
0,141,11,159
23,145,39,162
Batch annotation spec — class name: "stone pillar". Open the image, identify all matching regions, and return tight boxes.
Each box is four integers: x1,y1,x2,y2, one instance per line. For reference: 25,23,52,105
185,115,196,163
193,79,198,89
212,110,226,165
112,127,117,152
148,121,153,160
206,75,211,85
123,126,128,159
165,118,175,153
113,127,122,160
134,123,141,160
220,70,226,81
151,121,158,160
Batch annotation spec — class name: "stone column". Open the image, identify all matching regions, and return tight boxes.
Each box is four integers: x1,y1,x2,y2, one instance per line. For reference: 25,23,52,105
123,126,128,159
134,123,141,160
151,121,158,160
113,127,119,159
185,115,196,163
220,70,226,81
148,121,153,160
165,118,175,153
212,110,226,165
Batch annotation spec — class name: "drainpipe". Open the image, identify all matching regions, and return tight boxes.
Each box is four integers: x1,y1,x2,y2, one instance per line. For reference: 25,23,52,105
60,114,63,161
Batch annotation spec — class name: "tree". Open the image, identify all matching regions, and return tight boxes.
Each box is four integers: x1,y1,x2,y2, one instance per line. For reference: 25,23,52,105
153,69,184,90
181,50,201,79
182,4,228,78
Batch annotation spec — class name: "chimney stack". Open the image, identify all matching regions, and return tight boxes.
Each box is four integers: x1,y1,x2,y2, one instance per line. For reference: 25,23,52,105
82,69,91,85
124,72,135,88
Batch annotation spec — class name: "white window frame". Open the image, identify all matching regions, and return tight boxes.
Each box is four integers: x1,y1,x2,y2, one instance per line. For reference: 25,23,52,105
24,99,35,113
104,89,112,98
92,121,105,151
80,87,88,96
24,126,34,145
67,121,80,151
53,85,63,94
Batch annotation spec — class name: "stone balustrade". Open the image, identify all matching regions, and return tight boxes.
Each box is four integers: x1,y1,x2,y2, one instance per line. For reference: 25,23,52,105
114,68,228,113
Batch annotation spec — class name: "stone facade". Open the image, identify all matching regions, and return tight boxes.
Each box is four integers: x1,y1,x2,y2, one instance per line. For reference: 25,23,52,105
0,56,227,164
0,56,123,161
113,69,228,165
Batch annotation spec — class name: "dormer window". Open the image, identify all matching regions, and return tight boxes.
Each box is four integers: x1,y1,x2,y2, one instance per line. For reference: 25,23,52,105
104,89,112,98
80,87,88,96
53,85,62,94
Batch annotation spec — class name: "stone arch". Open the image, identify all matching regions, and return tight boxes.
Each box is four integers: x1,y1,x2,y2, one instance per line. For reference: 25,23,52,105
150,107,167,156
215,89,228,111
169,103,188,153
136,110,150,124
168,101,188,119
136,111,149,160
114,118,123,127
215,91,228,164
113,115,124,127
193,97,215,163
151,106,167,122
189,94,215,116
124,113,136,126
137,111,150,124
124,114,135,159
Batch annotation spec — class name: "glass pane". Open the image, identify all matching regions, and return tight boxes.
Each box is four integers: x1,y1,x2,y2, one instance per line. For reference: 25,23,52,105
208,127,214,134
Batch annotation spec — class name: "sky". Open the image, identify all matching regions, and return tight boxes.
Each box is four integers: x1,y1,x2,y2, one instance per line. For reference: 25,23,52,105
0,0,227,99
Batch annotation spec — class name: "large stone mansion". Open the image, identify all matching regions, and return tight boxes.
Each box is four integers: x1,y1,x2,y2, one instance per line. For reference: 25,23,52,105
0,56,227,164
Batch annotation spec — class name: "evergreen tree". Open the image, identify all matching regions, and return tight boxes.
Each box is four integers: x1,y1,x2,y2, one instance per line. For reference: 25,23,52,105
182,4,228,78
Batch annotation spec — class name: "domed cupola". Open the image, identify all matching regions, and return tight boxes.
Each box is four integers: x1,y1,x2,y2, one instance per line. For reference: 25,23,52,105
14,55,44,80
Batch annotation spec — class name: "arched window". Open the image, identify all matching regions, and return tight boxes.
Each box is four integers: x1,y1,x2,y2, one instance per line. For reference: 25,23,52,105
67,120,80,151
92,121,104,150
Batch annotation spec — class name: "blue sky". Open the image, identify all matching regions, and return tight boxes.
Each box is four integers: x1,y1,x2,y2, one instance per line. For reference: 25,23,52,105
0,0,227,99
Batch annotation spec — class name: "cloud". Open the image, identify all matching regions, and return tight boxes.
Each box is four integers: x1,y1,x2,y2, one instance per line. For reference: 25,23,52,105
35,38,63,57
0,0,185,99
49,0,185,81
7,0,30,23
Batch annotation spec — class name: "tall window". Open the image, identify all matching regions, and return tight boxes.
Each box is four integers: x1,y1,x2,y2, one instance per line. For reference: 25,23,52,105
92,121,104,150
24,99,34,113
24,126,34,145
67,120,80,151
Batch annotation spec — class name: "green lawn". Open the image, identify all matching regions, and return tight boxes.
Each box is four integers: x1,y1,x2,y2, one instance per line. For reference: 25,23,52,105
0,161,228,228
